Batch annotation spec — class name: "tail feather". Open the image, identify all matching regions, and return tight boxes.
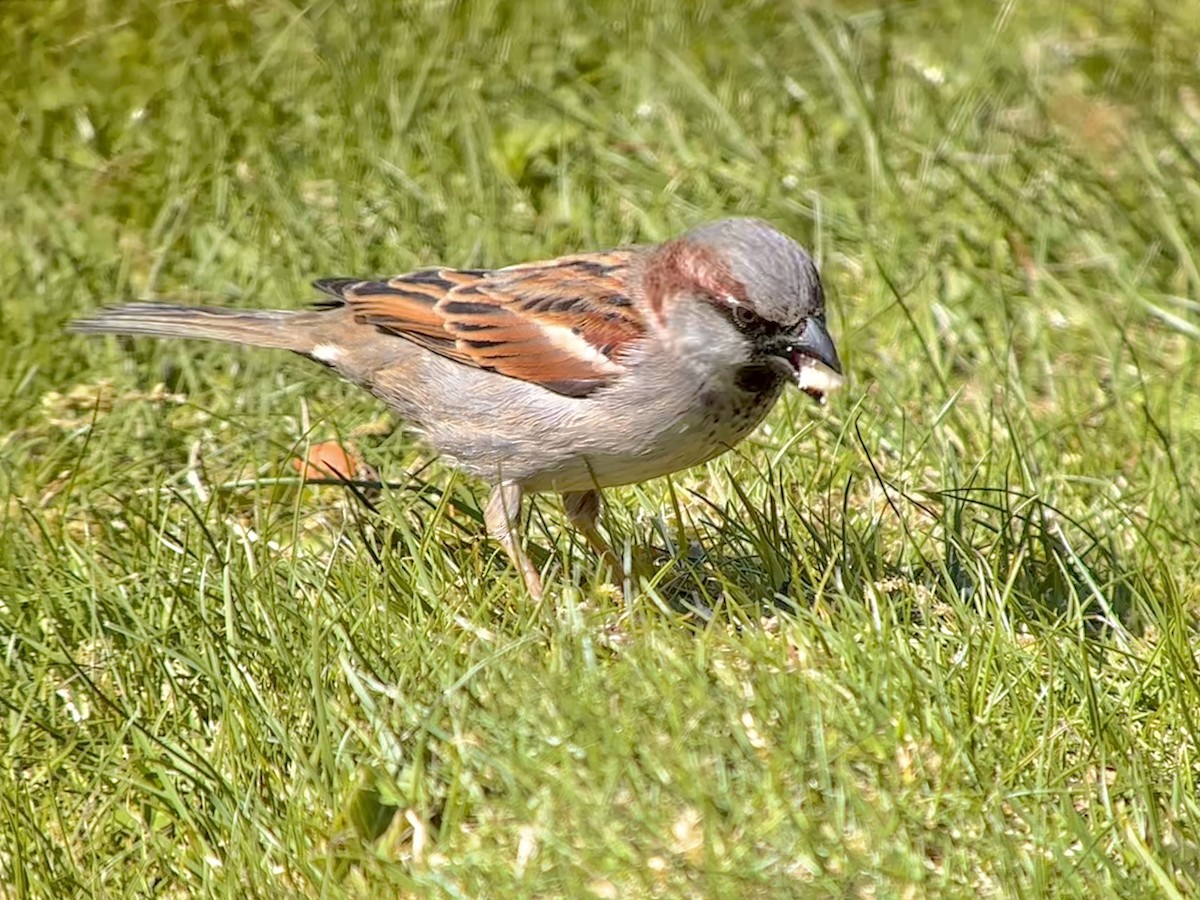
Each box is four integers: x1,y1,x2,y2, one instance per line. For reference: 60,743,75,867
69,303,317,353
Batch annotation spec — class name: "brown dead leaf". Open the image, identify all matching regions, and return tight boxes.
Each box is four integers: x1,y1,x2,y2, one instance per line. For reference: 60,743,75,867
292,440,376,483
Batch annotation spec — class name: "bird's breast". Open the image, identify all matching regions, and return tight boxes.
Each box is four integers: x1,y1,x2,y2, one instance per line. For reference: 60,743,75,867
518,377,785,492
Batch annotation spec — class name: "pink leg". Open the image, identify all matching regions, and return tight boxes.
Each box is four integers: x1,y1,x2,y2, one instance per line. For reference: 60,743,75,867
484,482,543,598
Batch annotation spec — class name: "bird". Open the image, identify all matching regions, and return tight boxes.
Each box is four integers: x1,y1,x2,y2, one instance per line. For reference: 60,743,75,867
71,218,843,598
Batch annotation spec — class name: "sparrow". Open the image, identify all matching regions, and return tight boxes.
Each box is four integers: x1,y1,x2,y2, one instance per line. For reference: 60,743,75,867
71,218,843,598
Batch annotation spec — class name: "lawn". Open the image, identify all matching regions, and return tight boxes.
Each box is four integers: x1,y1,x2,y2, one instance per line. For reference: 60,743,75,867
3,0,1199,895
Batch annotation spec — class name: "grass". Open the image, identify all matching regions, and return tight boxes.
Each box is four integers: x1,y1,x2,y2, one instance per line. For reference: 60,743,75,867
3,0,1199,895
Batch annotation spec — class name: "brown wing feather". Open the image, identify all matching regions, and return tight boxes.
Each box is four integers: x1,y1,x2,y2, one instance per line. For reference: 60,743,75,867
318,251,646,397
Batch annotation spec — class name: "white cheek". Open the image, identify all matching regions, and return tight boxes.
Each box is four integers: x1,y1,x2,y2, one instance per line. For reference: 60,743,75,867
665,307,749,369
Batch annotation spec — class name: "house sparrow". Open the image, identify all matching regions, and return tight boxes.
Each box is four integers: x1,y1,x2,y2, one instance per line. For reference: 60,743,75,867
71,218,843,598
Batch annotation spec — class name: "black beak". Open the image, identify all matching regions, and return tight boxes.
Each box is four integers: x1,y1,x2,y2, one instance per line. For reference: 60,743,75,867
783,316,841,376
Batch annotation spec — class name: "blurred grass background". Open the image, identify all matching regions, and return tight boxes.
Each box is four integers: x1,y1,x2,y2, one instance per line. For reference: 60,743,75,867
3,0,1199,895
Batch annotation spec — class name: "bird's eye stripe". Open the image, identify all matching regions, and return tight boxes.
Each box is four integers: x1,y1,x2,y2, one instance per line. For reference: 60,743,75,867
727,302,768,332
701,291,782,334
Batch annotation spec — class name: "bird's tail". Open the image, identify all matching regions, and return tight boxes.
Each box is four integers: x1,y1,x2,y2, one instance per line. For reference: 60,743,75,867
69,303,320,354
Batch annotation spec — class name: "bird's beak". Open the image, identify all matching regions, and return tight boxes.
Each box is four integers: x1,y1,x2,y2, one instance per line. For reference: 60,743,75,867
776,317,844,404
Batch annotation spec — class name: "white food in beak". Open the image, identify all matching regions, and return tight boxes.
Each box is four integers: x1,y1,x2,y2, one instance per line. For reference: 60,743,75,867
795,360,845,403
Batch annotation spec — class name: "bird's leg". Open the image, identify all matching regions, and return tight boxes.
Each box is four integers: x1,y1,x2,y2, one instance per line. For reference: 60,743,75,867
562,489,622,576
485,482,543,599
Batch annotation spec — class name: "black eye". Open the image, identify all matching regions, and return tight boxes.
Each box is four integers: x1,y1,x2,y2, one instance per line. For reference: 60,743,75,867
731,305,758,328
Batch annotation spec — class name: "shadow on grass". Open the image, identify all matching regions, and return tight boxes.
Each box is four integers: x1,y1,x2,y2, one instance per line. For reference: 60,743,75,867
626,455,1165,641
